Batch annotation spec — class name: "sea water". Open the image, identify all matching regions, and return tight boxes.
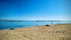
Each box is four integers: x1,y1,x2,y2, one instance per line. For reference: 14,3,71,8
0,21,71,30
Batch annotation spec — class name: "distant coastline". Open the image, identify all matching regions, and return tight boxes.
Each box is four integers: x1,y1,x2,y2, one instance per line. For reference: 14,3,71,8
0,19,61,22
0,19,22,22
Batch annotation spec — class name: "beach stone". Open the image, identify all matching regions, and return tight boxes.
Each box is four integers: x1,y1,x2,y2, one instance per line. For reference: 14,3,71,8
45,25,50,26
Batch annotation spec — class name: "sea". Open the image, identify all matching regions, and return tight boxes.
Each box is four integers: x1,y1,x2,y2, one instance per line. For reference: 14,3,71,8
0,21,71,30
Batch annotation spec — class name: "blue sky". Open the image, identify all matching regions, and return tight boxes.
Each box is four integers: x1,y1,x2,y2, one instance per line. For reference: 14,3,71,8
0,0,71,20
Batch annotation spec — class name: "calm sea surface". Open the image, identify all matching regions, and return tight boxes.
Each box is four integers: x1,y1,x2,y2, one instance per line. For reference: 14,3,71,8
0,21,71,30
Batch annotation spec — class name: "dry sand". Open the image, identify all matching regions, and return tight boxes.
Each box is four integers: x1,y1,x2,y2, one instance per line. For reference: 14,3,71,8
0,24,71,40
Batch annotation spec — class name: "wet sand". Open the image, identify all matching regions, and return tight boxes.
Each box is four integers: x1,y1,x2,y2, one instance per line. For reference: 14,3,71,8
0,24,71,40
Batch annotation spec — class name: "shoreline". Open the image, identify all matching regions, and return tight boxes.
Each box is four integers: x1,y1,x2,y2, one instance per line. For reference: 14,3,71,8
0,24,71,40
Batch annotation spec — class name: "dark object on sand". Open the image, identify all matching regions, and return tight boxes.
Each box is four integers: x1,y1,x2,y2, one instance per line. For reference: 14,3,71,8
9,28,14,30
56,31,60,33
45,25,50,26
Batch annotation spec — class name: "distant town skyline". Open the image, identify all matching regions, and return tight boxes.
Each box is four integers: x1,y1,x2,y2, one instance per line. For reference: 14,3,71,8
0,0,71,21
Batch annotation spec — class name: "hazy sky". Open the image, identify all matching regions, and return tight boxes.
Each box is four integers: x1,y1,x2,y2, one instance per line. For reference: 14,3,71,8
0,0,71,20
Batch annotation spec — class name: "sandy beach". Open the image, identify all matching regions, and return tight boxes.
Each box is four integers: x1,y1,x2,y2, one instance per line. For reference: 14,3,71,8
0,24,71,40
